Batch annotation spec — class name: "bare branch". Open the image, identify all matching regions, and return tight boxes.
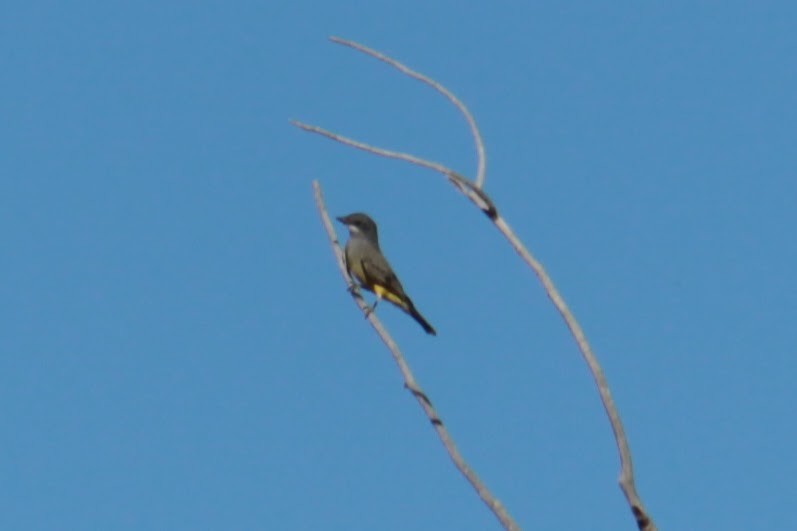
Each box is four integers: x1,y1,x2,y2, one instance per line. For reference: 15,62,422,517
328,36,487,188
299,37,657,531
313,180,520,531
293,120,496,218
492,216,655,531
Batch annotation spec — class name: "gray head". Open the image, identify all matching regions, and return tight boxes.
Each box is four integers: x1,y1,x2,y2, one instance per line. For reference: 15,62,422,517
336,212,379,245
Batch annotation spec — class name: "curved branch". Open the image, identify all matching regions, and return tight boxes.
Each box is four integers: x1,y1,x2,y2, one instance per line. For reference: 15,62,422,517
313,181,520,531
492,216,655,531
329,36,487,188
293,120,496,218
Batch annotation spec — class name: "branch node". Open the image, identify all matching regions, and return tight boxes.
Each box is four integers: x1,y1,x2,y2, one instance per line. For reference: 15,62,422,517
404,382,433,407
632,505,651,529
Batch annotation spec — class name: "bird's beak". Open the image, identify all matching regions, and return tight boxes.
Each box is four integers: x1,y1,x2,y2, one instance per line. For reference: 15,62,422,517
336,216,348,225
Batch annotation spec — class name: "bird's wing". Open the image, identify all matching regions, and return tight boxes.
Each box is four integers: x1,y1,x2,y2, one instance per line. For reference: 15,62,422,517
360,254,408,300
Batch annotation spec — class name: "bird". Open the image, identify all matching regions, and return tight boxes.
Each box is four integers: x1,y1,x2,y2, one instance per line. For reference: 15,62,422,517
336,212,436,335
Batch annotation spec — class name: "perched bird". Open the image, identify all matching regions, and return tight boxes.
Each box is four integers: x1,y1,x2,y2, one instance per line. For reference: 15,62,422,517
336,213,436,335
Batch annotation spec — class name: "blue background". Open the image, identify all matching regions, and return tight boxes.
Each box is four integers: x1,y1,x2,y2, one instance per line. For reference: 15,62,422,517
3,2,796,529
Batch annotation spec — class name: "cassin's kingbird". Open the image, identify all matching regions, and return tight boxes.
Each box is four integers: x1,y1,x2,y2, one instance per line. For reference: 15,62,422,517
337,213,436,335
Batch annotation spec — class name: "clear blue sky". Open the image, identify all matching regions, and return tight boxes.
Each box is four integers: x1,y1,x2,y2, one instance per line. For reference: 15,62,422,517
3,2,796,529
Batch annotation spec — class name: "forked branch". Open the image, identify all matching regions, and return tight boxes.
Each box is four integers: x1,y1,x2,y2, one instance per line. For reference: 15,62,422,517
298,37,657,531
328,36,487,188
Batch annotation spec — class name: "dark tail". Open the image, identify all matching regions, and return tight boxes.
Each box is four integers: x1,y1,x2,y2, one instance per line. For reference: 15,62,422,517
406,301,436,336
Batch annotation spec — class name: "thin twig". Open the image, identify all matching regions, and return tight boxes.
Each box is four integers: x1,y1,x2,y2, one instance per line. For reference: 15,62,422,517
297,38,657,531
313,181,520,531
329,36,487,188
292,121,496,218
